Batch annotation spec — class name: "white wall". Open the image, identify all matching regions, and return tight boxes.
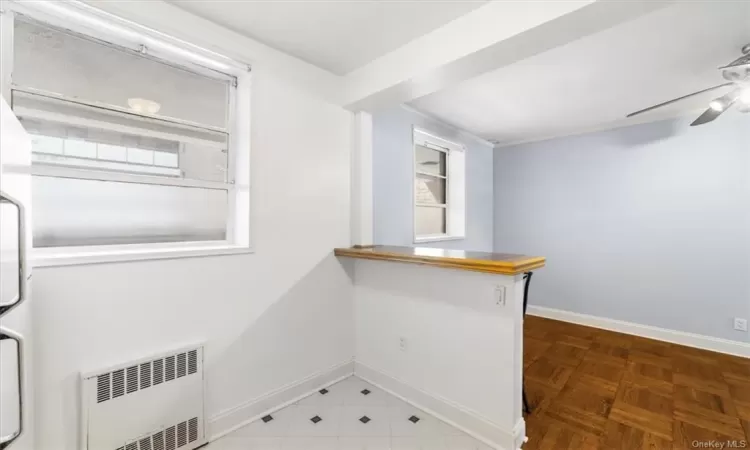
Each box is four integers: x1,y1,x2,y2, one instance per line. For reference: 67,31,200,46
373,107,494,251
29,46,355,450
353,259,525,449
494,113,750,344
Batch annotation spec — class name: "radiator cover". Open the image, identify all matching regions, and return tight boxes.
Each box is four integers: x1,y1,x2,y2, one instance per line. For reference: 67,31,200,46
81,345,206,450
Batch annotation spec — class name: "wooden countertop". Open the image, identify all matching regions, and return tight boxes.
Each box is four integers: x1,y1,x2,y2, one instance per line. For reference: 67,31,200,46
334,245,545,276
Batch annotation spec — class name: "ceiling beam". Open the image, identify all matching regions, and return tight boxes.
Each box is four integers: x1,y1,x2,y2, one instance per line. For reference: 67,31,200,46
343,0,674,112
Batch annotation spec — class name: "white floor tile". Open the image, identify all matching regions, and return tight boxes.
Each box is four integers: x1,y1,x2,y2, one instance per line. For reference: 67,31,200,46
444,435,494,450
340,379,390,407
233,405,298,437
337,406,391,437
337,437,391,450
280,436,338,449
385,395,412,409
210,376,489,450
388,405,439,437
297,378,352,407
246,437,284,450
286,405,341,437
207,436,282,450
391,436,447,450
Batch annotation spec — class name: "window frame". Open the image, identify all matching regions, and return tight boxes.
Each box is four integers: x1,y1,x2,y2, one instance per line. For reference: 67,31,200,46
0,4,253,266
412,128,466,244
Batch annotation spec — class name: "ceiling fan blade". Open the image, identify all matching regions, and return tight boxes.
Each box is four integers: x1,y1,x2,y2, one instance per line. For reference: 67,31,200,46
690,90,739,126
719,53,750,70
690,107,724,126
626,83,734,118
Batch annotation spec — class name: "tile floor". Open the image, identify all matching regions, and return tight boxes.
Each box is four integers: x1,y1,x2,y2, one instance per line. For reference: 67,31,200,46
206,375,494,450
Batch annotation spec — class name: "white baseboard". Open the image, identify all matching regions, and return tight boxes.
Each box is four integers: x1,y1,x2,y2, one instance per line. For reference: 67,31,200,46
355,362,524,450
208,359,355,440
527,305,750,358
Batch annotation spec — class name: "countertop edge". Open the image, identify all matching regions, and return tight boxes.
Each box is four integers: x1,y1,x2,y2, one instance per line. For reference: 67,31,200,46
334,247,545,276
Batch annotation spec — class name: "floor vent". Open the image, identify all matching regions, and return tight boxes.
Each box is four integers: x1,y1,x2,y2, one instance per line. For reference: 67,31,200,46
82,345,205,450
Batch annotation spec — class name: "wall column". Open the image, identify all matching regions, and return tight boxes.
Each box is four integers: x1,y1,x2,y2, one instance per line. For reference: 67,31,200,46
351,111,373,246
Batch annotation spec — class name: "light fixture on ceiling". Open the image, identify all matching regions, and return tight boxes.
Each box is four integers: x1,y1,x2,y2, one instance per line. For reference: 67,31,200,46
128,98,161,114
709,99,726,112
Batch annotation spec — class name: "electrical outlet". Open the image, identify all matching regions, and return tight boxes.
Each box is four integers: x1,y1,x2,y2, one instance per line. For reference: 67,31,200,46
734,318,748,332
399,337,408,352
495,285,506,306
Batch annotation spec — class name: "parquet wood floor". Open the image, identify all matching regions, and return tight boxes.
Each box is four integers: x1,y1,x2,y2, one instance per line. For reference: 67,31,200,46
523,316,750,450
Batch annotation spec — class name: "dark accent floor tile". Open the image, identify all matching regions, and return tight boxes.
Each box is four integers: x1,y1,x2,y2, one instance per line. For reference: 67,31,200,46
359,416,371,424
319,388,329,395
361,389,371,395
261,415,273,423
310,415,322,424
409,415,421,423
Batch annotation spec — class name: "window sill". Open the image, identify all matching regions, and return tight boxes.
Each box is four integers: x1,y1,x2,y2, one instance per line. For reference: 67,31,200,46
31,243,253,268
414,235,465,244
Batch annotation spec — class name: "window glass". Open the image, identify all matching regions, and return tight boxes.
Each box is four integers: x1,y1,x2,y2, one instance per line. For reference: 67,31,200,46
415,144,446,176
415,174,446,205
32,177,227,247
15,92,228,182
415,206,446,236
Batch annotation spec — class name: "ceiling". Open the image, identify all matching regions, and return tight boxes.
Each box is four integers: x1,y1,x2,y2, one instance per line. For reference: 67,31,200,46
409,1,750,147
167,0,487,75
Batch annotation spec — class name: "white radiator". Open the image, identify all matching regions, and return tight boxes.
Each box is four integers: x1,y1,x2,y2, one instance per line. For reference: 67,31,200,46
81,344,206,450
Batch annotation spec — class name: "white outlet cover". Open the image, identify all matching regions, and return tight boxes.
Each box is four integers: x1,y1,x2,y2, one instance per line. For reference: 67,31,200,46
734,318,748,332
494,285,506,306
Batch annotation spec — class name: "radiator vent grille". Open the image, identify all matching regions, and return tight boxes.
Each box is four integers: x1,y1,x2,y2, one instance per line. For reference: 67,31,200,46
152,431,164,450
165,356,176,382
126,366,139,394
140,362,151,389
116,418,199,450
188,418,198,443
176,353,186,378
176,421,187,448
187,350,198,375
153,359,164,386
95,350,200,403
112,369,125,398
97,373,110,403
165,425,175,450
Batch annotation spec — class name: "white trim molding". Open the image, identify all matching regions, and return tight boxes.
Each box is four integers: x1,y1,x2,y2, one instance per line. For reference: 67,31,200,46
527,305,750,358
208,360,355,441
403,105,492,148
355,362,522,450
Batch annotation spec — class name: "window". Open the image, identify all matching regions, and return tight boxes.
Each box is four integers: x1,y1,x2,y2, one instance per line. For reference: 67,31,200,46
1,6,251,263
413,129,465,243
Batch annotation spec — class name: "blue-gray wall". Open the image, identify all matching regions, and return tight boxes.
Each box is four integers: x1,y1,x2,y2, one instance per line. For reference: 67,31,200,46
494,113,750,343
373,107,494,251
